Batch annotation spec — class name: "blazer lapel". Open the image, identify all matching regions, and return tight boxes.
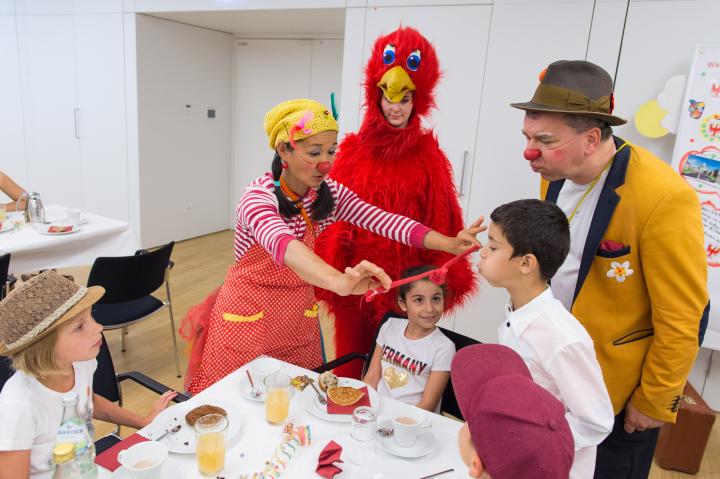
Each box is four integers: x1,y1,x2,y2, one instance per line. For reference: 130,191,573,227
572,136,631,303
544,179,565,202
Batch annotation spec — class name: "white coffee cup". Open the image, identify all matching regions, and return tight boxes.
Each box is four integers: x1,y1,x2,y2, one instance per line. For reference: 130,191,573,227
390,405,432,447
248,356,281,385
66,208,84,225
117,441,168,479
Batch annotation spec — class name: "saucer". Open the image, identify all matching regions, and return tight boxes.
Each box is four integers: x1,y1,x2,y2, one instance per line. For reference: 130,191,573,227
377,420,436,458
239,374,265,402
109,461,184,478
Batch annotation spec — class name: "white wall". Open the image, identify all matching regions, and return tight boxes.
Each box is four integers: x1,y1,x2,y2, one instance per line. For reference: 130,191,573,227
135,14,233,247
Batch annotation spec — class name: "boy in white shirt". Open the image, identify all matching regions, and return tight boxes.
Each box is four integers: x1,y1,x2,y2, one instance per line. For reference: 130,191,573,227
477,199,614,478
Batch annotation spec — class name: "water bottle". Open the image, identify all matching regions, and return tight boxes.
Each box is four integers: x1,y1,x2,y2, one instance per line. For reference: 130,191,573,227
52,443,79,479
55,393,97,478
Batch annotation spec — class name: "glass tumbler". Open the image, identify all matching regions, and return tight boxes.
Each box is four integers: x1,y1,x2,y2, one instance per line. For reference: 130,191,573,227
195,414,228,476
347,406,377,465
264,373,291,425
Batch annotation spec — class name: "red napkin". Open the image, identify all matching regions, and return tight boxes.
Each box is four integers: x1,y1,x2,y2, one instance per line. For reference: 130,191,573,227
48,225,73,233
326,386,371,414
316,440,343,479
599,239,626,252
95,433,148,471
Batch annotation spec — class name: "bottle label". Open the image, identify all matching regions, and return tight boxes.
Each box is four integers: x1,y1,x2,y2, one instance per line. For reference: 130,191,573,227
56,418,97,477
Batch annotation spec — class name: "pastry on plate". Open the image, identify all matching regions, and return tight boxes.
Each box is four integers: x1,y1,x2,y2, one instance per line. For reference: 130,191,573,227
184,404,227,426
327,386,365,406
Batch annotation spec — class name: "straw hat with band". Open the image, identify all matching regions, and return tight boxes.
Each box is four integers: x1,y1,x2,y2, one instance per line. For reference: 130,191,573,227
511,60,626,126
0,271,105,356
264,98,339,150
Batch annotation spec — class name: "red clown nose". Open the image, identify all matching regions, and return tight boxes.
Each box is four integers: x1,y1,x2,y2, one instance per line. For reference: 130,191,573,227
317,162,332,174
524,149,541,161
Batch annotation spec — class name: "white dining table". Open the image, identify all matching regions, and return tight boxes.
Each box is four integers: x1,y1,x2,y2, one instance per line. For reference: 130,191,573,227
98,360,468,479
0,205,139,273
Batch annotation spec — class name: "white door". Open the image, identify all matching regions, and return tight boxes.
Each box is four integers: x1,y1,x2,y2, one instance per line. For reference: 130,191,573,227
232,38,343,222
17,14,83,208
0,15,28,201
458,1,599,343
75,13,129,220
361,5,492,214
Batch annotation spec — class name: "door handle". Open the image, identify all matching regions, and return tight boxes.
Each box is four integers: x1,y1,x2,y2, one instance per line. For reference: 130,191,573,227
459,150,469,197
74,108,80,139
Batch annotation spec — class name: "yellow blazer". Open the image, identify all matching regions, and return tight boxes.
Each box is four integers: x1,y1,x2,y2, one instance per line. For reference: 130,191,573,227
542,137,708,423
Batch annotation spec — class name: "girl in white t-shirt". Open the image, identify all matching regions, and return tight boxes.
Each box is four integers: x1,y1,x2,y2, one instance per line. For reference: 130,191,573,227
363,265,455,412
0,271,176,478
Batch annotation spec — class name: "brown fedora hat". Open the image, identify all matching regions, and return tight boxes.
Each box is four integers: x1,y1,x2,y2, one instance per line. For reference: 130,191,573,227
0,271,105,356
511,60,626,126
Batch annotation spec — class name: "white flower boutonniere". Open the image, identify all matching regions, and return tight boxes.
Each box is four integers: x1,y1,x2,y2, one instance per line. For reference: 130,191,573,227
607,261,634,282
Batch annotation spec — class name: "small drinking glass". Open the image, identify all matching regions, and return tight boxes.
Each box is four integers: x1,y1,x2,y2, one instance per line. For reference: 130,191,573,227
347,406,377,465
264,372,291,425
195,414,228,477
0,204,6,223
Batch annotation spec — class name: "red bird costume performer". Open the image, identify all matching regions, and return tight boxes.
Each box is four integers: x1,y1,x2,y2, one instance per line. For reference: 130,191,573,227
316,27,476,378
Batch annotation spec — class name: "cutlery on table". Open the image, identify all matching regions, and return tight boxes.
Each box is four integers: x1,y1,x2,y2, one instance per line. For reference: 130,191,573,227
308,379,327,405
155,424,181,441
246,369,261,398
419,469,454,479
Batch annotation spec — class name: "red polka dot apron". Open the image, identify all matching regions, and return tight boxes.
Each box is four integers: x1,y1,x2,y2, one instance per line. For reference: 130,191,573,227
187,228,322,394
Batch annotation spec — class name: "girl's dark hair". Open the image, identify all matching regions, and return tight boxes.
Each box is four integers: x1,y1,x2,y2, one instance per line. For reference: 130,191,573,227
397,265,448,302
271,143,334,221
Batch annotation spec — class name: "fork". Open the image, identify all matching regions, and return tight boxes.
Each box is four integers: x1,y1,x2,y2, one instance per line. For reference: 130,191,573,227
309,380,327,405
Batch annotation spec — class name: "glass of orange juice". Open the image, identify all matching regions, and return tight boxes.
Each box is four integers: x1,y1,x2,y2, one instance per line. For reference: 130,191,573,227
0,204,6,223
263,372,291,425
194,414,228,476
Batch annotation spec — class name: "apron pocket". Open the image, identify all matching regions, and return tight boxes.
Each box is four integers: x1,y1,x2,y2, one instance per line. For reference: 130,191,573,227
223,311,264,323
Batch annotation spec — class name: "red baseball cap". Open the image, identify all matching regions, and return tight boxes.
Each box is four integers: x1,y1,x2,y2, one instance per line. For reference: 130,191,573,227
451,344,574,479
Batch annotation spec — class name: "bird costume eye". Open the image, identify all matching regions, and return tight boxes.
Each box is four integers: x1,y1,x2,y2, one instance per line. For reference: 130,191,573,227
406,49,421,71
382,44,396,65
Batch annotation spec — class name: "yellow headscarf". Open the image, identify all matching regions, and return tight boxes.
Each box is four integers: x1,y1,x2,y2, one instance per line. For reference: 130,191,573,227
264,99,339,150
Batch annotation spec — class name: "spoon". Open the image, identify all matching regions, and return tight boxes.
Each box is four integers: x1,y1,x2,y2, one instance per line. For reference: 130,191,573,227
377,427,393,437
246,369,262,398
308,380,327,405
155,424,181,441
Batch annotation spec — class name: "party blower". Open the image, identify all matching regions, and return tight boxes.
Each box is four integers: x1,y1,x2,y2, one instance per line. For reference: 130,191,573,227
363,244,480,302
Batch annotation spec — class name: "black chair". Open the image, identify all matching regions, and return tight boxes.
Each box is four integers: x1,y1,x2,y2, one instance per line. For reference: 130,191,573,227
93,333,189,453
87,242,181,377
314,313,479,420
0,253,9,300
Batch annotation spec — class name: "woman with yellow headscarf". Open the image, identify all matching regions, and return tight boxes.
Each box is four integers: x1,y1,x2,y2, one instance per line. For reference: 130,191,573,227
184,99,482,393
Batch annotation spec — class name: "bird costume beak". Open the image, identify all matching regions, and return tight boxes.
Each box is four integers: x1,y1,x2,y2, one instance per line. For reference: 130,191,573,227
377,66,416,103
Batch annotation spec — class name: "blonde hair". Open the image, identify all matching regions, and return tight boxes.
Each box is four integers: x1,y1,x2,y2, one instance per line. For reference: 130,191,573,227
10,328,64,378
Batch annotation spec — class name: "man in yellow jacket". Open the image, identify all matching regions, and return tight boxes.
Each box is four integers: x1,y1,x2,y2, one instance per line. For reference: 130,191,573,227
511,60,709,479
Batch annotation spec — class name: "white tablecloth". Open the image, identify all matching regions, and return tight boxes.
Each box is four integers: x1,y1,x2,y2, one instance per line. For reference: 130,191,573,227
98,361,467,479
0,205,139,273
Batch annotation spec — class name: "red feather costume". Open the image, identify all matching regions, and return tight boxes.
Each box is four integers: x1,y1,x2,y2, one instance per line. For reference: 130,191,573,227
315,27,476,378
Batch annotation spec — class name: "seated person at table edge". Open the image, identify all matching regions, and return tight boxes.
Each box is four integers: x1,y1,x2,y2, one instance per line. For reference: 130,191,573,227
0,171,26,211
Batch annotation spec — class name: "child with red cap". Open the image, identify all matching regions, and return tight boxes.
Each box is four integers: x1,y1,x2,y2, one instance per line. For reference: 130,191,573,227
452,343,575,478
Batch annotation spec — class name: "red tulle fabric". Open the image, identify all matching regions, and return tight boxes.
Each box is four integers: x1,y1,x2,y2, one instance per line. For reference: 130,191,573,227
179,286,221,392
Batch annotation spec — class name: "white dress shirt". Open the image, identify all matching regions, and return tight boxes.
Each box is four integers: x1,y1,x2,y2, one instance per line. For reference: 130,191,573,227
498,288,614,479
552,168,610,310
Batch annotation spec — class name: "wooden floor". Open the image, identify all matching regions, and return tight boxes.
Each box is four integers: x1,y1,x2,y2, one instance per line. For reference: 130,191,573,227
56,230,718,478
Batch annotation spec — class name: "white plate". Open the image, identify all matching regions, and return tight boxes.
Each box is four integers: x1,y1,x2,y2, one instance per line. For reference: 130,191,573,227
109,461,185,478
377,419,436,458
0,222,13,233
300,377,381,423
239,374,265,402
146,400,243,454
33,223,79,235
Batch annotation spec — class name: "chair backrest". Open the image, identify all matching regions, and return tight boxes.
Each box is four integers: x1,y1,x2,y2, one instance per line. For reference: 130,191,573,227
0,253,9,300
93,332,121,403
437,327,480,420
0,356,15,393
87,242,174,304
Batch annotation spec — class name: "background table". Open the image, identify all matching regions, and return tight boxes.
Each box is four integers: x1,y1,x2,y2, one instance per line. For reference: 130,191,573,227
98,360,467,478
0,205,139,273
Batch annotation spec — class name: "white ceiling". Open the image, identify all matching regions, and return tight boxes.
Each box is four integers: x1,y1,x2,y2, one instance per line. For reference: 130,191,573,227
147,9,346,36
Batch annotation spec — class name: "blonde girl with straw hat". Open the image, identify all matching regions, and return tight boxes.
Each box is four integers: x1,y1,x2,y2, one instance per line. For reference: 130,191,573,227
183,98,484,394
0,271,177,478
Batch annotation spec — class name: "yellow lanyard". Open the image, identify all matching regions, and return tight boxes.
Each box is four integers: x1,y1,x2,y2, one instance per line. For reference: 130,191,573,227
280,177,314,233
567,142,628,223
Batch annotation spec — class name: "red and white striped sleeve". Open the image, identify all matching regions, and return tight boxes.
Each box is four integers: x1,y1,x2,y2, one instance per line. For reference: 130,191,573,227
237,185,296,264
330,180,430,248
